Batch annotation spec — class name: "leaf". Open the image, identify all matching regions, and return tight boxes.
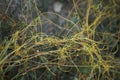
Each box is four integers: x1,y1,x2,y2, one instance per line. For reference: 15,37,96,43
79,65,91,75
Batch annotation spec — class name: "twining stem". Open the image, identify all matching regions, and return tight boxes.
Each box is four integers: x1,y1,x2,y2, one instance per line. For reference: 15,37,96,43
85,0,92,37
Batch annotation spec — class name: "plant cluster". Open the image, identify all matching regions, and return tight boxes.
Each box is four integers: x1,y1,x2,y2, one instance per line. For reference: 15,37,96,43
0,0,120,80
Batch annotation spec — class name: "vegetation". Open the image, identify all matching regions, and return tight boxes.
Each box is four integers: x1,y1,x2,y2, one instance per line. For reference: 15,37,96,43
0,0,120,80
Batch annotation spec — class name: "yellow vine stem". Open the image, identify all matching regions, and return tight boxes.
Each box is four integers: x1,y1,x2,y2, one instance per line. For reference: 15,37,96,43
85,0,92,38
